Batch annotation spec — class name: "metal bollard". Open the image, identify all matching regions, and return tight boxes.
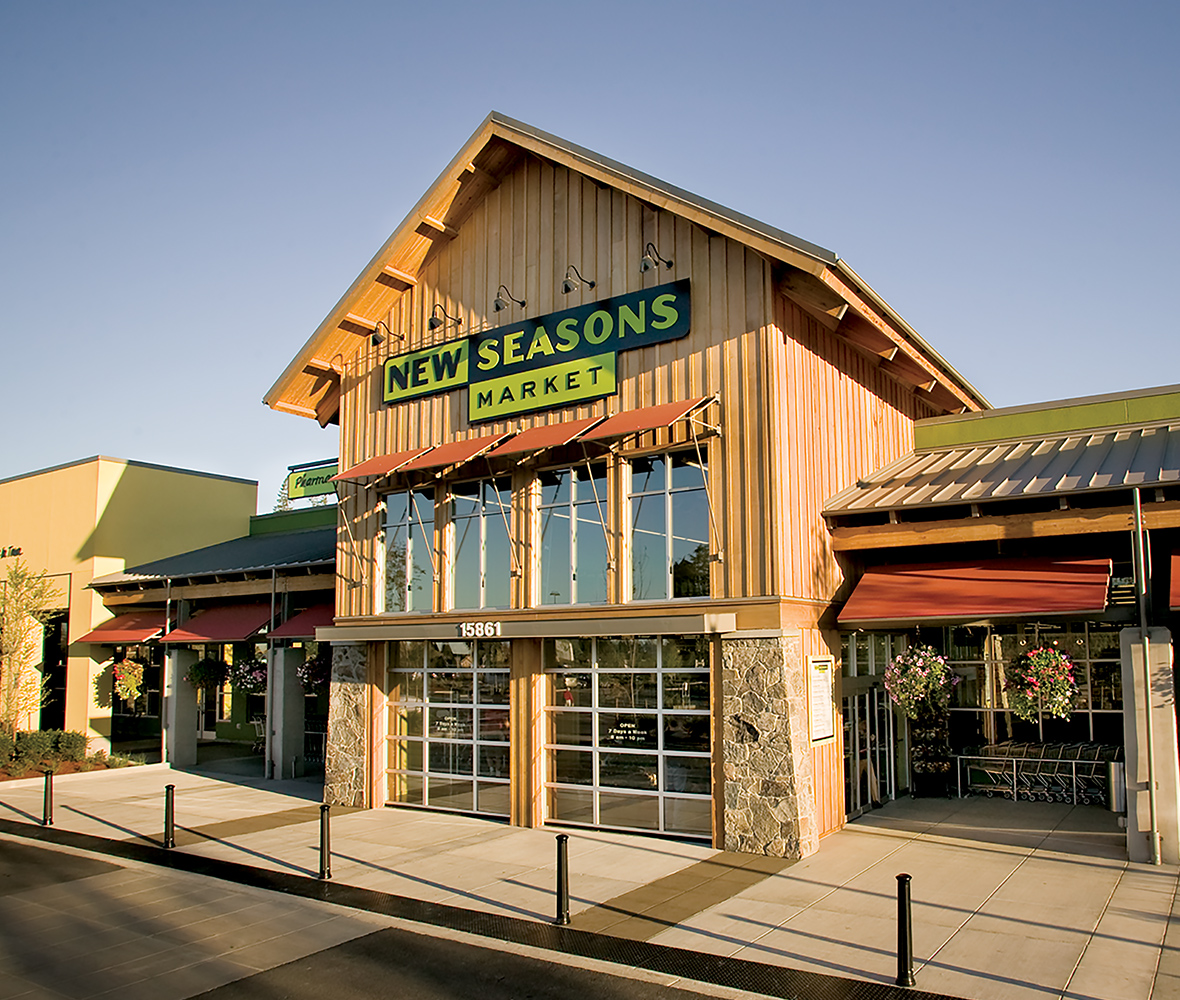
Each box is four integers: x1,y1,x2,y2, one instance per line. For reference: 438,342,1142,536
42,770,53,827
163,784,175,849
554,833,570,925
318,803,331,880
896,873,915,987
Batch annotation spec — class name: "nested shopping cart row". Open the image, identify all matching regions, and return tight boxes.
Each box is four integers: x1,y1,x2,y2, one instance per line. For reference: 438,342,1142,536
956,741,1123,805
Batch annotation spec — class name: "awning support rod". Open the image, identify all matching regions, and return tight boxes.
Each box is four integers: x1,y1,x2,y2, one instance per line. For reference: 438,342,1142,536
1133,487,1160,865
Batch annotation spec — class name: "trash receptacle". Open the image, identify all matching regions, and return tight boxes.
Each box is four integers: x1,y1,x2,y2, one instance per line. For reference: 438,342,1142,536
1107,760,1126,813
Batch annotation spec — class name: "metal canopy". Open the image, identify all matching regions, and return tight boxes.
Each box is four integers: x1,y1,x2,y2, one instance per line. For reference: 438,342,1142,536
825,423,1180,517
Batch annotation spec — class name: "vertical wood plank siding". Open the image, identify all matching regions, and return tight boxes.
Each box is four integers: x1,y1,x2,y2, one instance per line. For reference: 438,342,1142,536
327,151,938,840
335,155,932,620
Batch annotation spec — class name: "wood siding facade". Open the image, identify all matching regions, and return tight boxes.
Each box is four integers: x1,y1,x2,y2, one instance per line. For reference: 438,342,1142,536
268,117,982,851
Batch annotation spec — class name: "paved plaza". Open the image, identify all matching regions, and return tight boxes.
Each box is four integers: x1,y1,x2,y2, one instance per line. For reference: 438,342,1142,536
1,761,1178,999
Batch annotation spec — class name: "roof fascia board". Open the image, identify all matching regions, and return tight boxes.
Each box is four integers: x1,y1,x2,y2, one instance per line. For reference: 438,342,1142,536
915,385,1180,451
263,114,501,409
828,260,989,411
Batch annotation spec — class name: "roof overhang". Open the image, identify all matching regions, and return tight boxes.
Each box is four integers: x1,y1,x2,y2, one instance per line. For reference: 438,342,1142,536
264,112,987,426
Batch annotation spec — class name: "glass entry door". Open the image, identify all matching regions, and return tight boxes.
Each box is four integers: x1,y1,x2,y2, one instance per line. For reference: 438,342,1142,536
843,679,897,819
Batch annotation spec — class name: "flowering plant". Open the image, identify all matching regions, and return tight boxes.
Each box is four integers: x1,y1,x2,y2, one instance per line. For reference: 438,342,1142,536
884,643,958,719
296,648,331,692
113,658,144,702
1004,647,1076,721
184,657,227,691
228,657,268,695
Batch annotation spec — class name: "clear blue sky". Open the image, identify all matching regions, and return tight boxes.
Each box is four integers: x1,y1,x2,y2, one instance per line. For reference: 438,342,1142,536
2,2,1176,510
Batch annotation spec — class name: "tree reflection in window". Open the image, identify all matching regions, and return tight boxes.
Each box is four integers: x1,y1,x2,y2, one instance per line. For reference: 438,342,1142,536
383,489,435,613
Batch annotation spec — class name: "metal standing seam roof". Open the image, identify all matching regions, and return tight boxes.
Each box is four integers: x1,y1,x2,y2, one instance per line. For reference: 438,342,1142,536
89,527,336,587
824,422,1180,516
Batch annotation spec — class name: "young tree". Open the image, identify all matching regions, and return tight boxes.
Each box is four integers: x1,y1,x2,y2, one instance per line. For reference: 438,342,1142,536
0,559,58,735
273,477,292,512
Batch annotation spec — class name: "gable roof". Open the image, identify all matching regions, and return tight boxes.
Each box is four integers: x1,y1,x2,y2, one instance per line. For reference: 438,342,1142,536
264,112,988,424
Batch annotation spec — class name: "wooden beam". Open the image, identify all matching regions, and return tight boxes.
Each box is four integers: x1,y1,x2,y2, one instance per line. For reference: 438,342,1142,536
827,500,1180,551
377,265,417,290
779,267,848,332
303,359,338,377
417,215,458,240
459,162,497,186
99,573,336,605
836,313,899,359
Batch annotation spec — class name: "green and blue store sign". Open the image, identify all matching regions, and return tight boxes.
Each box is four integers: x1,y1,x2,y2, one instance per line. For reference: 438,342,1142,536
382,279,691,422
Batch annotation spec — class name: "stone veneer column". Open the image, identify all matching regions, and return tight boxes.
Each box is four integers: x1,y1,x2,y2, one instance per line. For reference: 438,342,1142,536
324,641,369,807
720,634,819,858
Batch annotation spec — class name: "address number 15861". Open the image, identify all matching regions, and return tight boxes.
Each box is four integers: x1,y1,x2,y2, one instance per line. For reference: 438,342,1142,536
457,621,503,638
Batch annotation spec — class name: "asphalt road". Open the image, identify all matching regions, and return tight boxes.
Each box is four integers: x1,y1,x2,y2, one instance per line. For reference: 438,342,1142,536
191,924,758,1000
1,837,763,1000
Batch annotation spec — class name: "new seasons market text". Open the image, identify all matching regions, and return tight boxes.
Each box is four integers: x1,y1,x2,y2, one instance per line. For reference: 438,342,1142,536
382,279,691,421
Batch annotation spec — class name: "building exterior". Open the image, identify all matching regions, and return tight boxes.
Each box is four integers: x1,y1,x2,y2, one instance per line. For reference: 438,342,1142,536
0,456,256,749
264,112,988,857
89,504,336,776
825,384,1180,862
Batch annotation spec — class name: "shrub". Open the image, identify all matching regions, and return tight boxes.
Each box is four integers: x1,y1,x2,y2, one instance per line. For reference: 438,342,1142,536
14,730,53,764
55,730,88,762
0,730,12,763
6,759,33,778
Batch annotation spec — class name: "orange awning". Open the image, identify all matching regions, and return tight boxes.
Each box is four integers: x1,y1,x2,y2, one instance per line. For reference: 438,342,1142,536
398,433,510,473
269,604,335,640
161,604,273,643
332,447,433,482
485,417,604,458
837,557,1113,626
580,397,711,442
76,611,167,644
1171,553,1180,611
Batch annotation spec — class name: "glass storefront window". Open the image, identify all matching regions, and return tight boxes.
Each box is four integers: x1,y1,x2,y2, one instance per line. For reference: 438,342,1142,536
538,463,609,605
450,478,512,611
382,489,436,613
630,452,710,601
544,634,712,837
384,639,509,815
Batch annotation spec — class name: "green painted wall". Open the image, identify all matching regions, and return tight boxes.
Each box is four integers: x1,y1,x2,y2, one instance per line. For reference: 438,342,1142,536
915,386,1180,451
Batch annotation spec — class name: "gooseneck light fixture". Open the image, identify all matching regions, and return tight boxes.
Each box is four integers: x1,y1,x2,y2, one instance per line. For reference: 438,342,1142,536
493,284,526,313
561,264,596,294
370,320,403,347
427,304,463,333
639,242,673,273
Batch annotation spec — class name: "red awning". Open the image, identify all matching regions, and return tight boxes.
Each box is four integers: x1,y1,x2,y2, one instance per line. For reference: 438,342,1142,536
580,397,711,442
485,417,605,459
76,611,167,644
1171,553,1180,611
837,557,1113,626
161,604,273,643
269,604,335,640
398,433,511,473
332,448,433,482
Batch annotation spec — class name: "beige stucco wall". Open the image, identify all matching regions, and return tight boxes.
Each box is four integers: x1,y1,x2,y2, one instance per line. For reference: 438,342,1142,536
0,456,256,748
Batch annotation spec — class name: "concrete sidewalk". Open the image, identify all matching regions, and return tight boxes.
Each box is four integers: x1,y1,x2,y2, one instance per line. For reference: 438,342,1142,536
1,762,1177,999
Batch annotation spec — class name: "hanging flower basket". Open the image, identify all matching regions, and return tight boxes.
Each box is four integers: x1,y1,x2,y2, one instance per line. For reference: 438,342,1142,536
228,658,269,695
184,657,227,691
113,658,145,702
883,643,958,719
1004,647,1076,721
296,649,331,692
